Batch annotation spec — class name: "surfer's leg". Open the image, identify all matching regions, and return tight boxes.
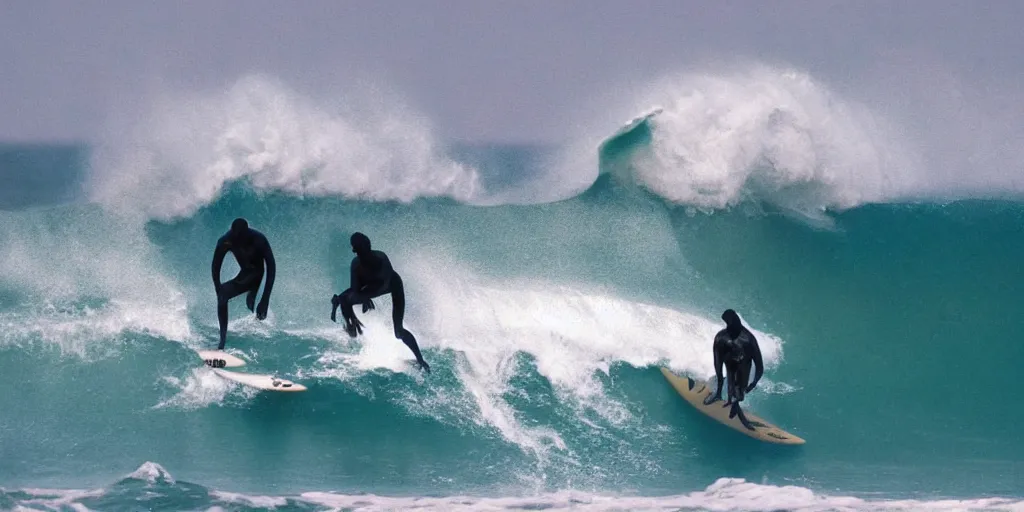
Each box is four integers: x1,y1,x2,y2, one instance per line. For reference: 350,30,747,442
735,358,752,402
245,283,260,313
727,359,755,430
216,277,249,350
731,403,756,430
390,275,429,373
723,361,739,407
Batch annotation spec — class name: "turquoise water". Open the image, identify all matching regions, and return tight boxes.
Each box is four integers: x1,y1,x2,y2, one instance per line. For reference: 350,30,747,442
2,81,1024,511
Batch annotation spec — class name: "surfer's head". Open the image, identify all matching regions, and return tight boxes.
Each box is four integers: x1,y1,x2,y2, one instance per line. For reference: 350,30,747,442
230,218,249,239
350,232,371,255
722,309,742,336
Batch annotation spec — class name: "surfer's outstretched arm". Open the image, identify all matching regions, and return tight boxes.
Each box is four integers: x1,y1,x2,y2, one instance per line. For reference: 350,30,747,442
211,237,228,293
704,338,725,405
746,332,763,392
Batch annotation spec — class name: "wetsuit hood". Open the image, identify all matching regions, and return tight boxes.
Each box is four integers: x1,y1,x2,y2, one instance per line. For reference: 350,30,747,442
230,218,248,235
228,218,251,242
350,232,372,256
722,308,742,337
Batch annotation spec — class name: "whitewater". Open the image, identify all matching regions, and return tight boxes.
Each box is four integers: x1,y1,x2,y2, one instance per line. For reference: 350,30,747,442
2,66,1024,511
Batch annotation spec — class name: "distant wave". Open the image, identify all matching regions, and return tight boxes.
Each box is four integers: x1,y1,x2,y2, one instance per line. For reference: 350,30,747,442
593,64,924,217
86,75,482,221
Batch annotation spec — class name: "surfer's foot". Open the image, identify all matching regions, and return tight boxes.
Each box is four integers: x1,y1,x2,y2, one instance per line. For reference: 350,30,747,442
730,404,756,430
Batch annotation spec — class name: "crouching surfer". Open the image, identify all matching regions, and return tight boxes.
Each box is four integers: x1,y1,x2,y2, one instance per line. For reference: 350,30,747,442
330,232,431,374
703,309,764,430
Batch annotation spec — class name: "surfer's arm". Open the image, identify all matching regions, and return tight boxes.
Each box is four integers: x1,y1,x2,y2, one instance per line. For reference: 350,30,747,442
349,259,363,297
749,334,764,389
211,238,228,291
259,235,276,301
713,344,725,392
704,338,726,405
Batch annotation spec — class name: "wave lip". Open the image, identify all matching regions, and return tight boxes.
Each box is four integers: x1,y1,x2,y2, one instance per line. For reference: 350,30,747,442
87,74,482,221
599,64,921,216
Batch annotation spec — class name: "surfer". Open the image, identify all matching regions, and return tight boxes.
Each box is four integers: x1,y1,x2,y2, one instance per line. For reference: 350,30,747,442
330,232,431,374
703,309,764,430
211,218,276,350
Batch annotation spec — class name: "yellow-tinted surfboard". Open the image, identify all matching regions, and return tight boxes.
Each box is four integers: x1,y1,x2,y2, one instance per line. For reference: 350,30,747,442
660,367,805,445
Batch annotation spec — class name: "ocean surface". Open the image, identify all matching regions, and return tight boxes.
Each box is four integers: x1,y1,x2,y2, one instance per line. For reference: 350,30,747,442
3,72,1024,511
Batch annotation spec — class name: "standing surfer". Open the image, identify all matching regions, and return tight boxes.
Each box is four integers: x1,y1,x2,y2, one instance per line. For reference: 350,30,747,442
211,218,277,350
330,232,431,373
703,309,764,430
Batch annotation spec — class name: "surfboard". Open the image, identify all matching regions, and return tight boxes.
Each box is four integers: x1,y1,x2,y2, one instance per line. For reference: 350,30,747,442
212,369,307,392
660,367,805,445
197,350,246,368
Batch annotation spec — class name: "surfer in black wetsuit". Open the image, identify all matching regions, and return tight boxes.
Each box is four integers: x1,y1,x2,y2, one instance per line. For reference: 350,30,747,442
330,232,431,374
211,218,276,350
703,309,764,430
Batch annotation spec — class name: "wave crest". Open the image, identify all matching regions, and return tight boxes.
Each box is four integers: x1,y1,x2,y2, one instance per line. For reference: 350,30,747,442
88,75,481,220
601,65,920,214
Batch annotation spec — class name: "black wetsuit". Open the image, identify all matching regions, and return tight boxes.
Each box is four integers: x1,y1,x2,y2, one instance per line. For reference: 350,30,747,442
705,321,764,429
713,327,763,404
211,228,276,349
331,250,430,372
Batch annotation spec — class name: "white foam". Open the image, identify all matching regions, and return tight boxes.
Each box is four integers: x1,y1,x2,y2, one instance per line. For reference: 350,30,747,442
125,461,176,485
296,251,784,463
87,74,482,221
153,367,258,410
210,491,288,508
14,488,104,512
0,297,193,359
597,64,922,215
9,474,1022,512
413,253,782,395
0,206,195,356
297,479,1024,511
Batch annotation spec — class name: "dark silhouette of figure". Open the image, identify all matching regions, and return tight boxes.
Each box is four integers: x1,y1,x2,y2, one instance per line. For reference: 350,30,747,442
211,218,276,350
703,309,764,430
331,232,430,373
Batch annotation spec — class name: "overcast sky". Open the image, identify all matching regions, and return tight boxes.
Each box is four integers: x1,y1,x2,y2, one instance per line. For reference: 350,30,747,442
2,0,1023,143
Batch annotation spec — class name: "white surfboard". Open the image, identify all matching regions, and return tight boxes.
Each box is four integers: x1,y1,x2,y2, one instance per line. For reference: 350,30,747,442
212,369,307,392
197,350,246,368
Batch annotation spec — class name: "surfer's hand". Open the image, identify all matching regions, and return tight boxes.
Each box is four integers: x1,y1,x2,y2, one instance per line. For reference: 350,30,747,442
362,298,375,313
330,295,340,322
256,300,269,320
703,392,721,406
345,317,364,338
